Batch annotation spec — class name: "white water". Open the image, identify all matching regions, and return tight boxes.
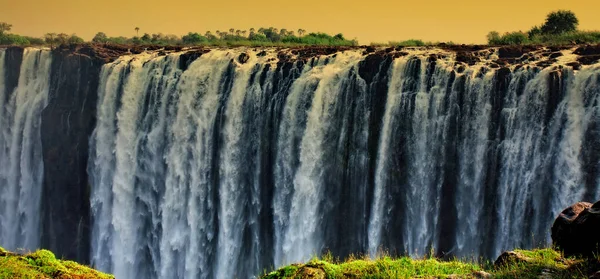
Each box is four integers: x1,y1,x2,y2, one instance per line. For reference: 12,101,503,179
0,46,592,279
0,48,51,252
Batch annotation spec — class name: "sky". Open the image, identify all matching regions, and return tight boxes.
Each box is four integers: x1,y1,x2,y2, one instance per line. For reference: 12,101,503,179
1,0,599,44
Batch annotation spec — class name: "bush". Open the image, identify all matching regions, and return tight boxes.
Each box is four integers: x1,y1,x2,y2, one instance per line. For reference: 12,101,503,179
394,39,426,47
0,33,30,45
487,31,530,45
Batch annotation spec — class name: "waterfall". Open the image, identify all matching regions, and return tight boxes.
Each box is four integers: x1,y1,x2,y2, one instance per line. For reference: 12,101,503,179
2,45,600,279
0,48,52,252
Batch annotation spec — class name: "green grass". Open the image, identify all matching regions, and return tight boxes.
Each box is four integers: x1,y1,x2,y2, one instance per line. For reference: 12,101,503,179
0,246,114,279
262,249,600,279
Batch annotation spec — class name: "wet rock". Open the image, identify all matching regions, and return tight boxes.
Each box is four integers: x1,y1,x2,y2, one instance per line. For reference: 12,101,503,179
238,52,250,64
574,45,600,56
567,62,582,70
578,55,600,65
549,52,563,59
179,49,210,71
456,51,480,65
551,201,600,257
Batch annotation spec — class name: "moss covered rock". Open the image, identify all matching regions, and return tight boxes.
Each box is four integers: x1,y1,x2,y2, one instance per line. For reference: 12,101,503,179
0,246,113,279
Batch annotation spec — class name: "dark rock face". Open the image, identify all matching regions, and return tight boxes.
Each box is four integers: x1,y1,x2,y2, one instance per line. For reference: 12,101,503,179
238,52,250,64
179,49,210,71
40,47,105,263
3,47,24,99
551,201,600,257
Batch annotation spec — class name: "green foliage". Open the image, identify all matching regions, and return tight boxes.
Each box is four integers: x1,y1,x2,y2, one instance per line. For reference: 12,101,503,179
499,32,529,45
0,246,114,279
487,10,594,45
541,10,579,35
68,34,84,44
0,22,11,34
263,248,599,279
182,32,208,44
528,26,542,39
493,249,593,279
92,32,108,43
263,254,481,279
0,33,31,45
393,39,426,47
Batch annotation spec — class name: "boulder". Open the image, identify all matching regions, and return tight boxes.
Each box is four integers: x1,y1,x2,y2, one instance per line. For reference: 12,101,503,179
238,52,250,64
551,201,600,257
494,251,532,267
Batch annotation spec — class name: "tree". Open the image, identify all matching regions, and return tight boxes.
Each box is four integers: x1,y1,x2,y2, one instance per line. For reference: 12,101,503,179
57,33,69,45
92,32,108,43
135,27,140,36
182,32,206,44
68,34,84,44
141,33,151,42
486,31,501,45
541,10,578,35
298,29,306,37
229,28,234,35
0,22,12,34
528,26,542,39
44,33,57,48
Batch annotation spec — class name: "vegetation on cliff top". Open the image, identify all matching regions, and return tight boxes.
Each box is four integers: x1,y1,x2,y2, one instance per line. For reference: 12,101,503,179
262,249,600,278
0,24,358,47
487,10,600,46
0,246,114,279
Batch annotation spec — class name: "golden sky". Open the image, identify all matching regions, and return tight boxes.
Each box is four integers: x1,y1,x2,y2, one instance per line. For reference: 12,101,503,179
1,0,599,44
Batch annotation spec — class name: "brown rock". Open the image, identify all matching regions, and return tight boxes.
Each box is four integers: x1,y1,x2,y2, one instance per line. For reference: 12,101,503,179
574,45,600,56
578,55,600,65
552,201,600,257
494,251,531,267
567,62,582,70
295,266,326,279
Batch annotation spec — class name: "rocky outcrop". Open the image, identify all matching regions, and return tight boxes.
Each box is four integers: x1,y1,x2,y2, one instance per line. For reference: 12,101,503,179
551,201,600,257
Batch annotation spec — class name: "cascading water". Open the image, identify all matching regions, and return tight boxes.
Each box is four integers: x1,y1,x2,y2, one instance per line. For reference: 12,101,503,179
2,45,600,279
87,47,600,278
0,48,52,252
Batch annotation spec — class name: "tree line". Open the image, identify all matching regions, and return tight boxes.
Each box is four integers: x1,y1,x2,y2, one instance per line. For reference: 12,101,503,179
91,27,357,46
487,10,600,45
0,24,358,47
